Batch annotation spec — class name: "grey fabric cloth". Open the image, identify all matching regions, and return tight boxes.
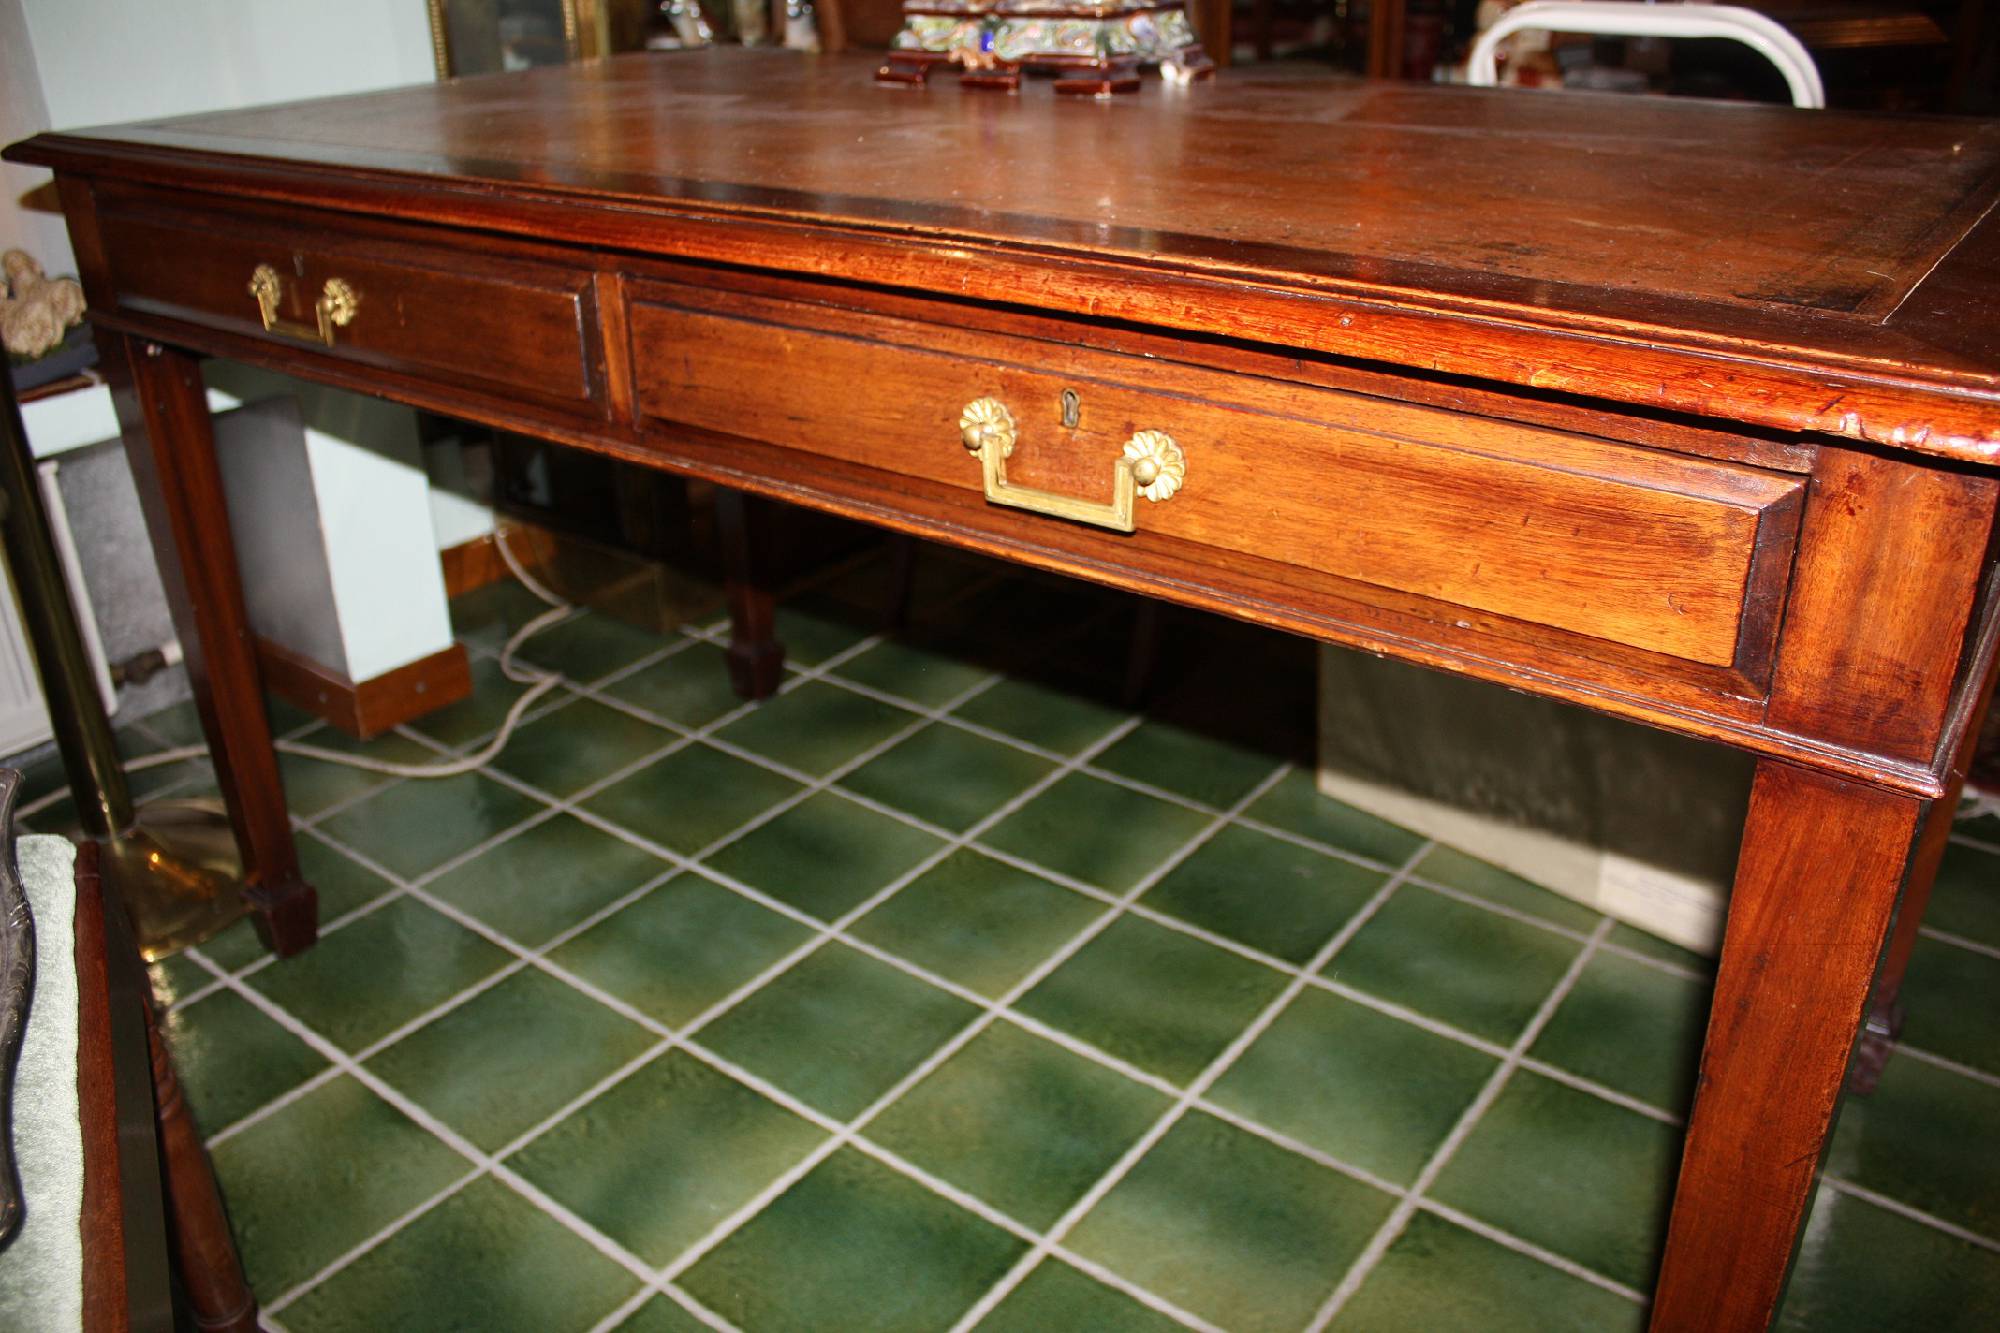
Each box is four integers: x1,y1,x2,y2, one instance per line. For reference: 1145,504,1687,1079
0,834,82,1331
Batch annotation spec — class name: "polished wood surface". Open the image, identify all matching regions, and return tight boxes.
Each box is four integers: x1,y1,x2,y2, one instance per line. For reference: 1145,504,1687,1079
630,273,1805,670
1657,762,1925,1330
142,998,257,1332
102,334,317,955
16,53,2000,460
10,54,1999,1330
75,843,133,1333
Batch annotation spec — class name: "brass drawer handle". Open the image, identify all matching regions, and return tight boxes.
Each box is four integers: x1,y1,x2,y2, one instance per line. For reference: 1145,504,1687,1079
958,397,1184,533
247,264,359,347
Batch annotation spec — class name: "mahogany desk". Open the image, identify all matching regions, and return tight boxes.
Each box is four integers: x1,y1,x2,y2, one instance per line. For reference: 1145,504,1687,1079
9,52,2000,1329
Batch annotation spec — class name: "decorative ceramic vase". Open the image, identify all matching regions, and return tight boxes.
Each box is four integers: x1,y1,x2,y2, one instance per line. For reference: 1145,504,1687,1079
877,1,1214,94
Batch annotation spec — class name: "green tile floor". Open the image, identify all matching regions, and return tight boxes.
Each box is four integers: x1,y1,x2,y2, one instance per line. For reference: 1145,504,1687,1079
16,542,2000,1331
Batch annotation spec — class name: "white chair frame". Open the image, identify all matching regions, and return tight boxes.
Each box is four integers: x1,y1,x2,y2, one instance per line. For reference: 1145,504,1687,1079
1466,1,1826,108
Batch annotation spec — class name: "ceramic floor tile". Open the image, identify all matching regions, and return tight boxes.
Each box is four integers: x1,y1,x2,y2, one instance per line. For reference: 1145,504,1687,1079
1141,824,1387,965
158,988,329,1135
317,772,545,881
870,1022,1172,1229
509,1050,827,1267
185,916,271,977
297,829,403,921
600,642,744,728
1413,845,1606,932
208,1075,471,1297
1016,915,1289,1086
278,730,442,820
246,896,512,1052
280,1175,640,1333
1899,934,2000,1076
982,772,1212,893
697,942,981,1120
842,722,1057,833
949,676,1127,756
581,742,804,856
366,968,656,1153
1209,987,1499,1186
703,790,945,922
1530,951,1711,1115
1326,884,1583,1045
1332,1211,1647,1333
407,654,568,750
1927,841,2000,949
491,696,674,799
1604,922,1714,973
423,812,668,947
837,637,995,708
681,1146,1028,1331
1241,769,1428,867
513,608,670,685
147,950,213,1008
607,1296,714,1333
1066,1110,1397,1332
546,875,815,1029
712,681,920,777
451,580,563,655
1824,1053,2000,1242
133,698,209,748
1776,1185,2000,1333
1429,1071,1683,1291
1093,720,1279,810
972,1260,1187,1333
771,597,874,666
849,849,1104,1000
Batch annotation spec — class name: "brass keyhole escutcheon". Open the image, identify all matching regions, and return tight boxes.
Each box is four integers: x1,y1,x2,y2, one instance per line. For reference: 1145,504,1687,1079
1060,389,1082,430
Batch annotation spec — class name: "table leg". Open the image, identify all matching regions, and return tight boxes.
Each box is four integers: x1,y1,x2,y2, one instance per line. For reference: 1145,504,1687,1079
716,486,785,700
104,336,317,956
144,992,257,1332
1650,760,1925,1331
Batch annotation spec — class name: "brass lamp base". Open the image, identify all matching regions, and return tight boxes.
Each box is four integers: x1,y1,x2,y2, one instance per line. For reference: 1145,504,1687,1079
102,798,249,962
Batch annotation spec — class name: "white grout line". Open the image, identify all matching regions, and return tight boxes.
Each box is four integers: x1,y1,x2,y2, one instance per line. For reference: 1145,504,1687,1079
1308,916,1620,1330
202,864,679,1150
154,579,2000,1324
950,833,1438,1332
1946,829,2000,857
597,706,1180,1320
1917,924,2000,964
1415,1199,1652,1303
1893,1042,2000,1093
251,662,1141,1323
1820,1175,2000,1256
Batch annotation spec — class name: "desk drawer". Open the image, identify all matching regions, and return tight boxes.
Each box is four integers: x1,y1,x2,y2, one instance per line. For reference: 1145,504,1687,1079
630,281,1803,673
96,204,597,408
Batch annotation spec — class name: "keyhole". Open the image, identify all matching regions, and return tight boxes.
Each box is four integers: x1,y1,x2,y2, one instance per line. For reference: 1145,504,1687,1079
1060,389,1081,430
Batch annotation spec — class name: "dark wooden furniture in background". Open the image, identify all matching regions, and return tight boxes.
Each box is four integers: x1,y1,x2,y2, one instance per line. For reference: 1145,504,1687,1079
72,840,257,1332
9,54,2000,1328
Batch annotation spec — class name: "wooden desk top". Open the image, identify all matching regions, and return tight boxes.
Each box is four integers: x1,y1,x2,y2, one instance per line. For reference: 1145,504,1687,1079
12,51,2000,462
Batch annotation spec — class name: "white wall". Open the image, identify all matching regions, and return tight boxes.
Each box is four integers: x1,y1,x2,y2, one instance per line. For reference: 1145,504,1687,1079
19,0,436,128
6,0,474,680
4,0,438,270
0,0,74,269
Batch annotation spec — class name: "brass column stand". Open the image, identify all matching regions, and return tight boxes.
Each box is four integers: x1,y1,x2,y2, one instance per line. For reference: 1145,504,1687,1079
1,367,246,959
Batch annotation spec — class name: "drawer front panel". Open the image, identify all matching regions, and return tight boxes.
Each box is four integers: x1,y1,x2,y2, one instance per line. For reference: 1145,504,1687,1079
97,208,596,407
630,284,1803,672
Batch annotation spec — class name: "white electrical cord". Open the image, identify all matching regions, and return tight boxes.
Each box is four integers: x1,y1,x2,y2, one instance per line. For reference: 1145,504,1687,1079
123,527,573,780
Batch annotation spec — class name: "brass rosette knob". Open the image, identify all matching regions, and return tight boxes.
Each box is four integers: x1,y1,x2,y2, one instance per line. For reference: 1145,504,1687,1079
1122,429,1185,502
960,397,1017,459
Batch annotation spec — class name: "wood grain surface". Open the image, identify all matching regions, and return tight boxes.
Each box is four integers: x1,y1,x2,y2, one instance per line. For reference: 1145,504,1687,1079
11,52,2000,462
